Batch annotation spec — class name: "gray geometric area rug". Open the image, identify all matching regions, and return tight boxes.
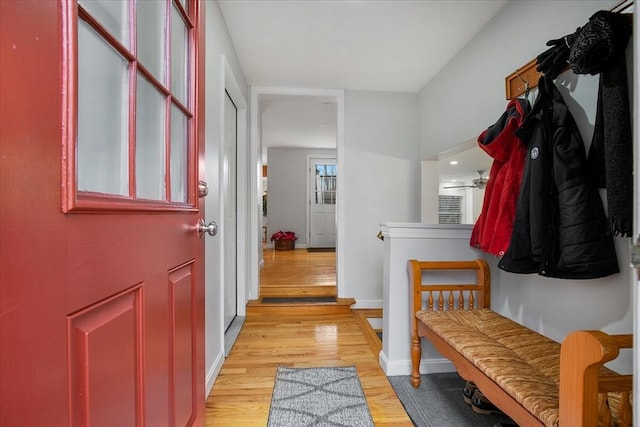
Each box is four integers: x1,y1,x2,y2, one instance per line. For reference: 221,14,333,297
388,373,515,427
267,366,375,427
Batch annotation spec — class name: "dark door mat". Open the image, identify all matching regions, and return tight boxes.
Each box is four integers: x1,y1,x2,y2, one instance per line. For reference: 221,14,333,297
261,296,337,303
388,373,516,427
306,247,336,252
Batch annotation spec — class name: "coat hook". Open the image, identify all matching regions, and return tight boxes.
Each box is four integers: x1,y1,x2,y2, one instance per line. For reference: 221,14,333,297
515,68,528,85
515,68,530,98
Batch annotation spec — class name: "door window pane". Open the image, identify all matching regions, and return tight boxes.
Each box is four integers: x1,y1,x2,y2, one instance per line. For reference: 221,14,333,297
136,74,166,200
171,4,188,105
78,0,129,48
136,0,166,83
70,0,196,210
77,19,129,196
170,105,188,202
315,164,336,205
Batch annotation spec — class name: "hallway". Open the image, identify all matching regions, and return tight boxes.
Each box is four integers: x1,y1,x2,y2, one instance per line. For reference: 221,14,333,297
205,312,411,426
205,248,410,426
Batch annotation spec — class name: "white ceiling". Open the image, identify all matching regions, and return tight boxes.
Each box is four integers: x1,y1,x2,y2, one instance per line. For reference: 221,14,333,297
218,0,508,92
260,94,338,152
218,0,507,177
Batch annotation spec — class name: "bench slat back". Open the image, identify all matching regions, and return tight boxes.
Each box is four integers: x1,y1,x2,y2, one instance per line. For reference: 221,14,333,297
408,259,490,309
408,259,490,333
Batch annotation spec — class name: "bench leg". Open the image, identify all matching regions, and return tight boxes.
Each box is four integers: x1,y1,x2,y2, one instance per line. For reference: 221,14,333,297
411,333,421,387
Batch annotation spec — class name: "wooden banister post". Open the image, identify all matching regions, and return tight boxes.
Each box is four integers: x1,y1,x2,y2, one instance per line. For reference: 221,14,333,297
559,331,620,426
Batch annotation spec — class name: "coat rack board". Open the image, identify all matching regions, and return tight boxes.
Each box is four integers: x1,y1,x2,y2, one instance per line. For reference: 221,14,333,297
505,0,634,100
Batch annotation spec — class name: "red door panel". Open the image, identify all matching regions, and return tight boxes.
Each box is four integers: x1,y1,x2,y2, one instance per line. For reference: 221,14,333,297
169,263,197,426
144,276,172,426
68,286,143,427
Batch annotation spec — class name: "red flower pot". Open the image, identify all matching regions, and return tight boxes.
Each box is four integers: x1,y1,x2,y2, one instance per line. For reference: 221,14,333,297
271,231,297,250
274,240,295,251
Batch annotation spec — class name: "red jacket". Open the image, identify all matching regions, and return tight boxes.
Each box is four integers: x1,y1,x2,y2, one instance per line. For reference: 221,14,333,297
470,98,529,256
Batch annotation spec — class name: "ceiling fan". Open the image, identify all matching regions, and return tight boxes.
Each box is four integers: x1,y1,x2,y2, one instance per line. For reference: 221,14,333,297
443,170,488,189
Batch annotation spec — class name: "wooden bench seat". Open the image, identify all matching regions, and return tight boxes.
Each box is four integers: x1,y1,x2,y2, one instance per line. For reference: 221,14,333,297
409,259,633,427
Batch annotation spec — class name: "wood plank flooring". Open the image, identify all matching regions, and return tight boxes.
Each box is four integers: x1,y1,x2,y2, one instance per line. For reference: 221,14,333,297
205,248,412,426
259,248,336,297
205,313,412,426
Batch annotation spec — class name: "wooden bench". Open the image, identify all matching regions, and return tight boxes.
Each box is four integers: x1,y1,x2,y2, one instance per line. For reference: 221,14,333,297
409,259,633,427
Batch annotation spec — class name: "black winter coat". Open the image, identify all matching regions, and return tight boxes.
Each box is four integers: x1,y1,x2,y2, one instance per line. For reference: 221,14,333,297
498,77,619,279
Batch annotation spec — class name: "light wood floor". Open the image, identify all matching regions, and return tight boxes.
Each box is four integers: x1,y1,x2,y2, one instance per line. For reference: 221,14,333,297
259,247,337,297
205,248,412,426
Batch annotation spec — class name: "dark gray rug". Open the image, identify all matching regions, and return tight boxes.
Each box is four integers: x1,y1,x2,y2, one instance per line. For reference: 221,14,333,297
307,247,336,252
267,366,374,427
388,373,516,427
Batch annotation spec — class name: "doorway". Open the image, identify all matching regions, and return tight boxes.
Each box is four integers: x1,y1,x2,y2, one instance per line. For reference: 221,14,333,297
250,89,344,301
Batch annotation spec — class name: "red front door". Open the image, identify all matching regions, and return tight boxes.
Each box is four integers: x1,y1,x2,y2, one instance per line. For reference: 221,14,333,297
0,1,206,425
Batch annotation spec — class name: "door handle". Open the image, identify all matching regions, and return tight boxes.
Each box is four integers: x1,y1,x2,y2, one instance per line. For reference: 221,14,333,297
197,219,218,238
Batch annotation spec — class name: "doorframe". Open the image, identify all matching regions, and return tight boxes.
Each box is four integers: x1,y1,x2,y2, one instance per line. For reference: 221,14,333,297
633,7,639,424
306,154,337,249
221,56,248,318
249,87,345,300
222,89,238,331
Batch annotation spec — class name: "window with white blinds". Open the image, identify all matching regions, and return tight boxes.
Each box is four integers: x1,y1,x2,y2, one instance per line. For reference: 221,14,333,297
438,195,462,224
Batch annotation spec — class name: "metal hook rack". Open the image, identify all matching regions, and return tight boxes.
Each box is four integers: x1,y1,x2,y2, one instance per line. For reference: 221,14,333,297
505,59,541,100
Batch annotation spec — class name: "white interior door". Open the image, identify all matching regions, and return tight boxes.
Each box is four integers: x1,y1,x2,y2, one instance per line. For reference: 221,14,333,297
309,158,336,248
223,91,237,330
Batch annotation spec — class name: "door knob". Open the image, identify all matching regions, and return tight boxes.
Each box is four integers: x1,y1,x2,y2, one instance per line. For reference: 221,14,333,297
197,219,218,238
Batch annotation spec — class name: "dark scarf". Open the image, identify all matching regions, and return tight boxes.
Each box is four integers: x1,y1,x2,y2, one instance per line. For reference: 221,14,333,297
569,10,633,236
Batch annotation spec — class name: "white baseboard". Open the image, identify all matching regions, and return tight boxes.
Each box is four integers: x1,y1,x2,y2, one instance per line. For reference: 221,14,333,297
379,351,455,376
205,350,225,396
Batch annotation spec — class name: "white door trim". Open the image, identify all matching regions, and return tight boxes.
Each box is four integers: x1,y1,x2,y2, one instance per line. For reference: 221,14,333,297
632,8,639,424
222,91,237,330
249,87,345,300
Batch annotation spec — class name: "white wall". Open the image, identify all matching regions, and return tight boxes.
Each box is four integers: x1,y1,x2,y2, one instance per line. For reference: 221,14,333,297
203,1,248,394
343,90,420,307
418,0,633,371
266,147,336,247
